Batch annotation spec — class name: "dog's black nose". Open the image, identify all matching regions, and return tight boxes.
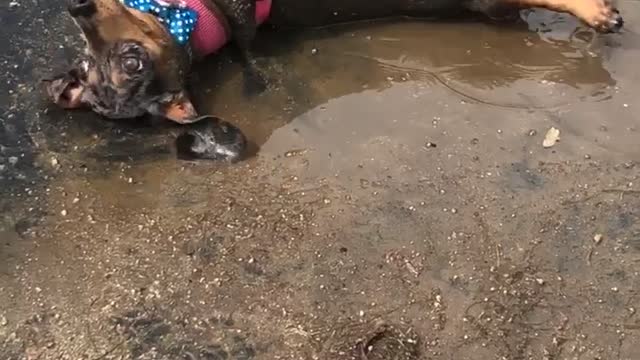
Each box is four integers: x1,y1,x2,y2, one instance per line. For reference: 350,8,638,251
175,117,247,162
611,11,624,33
68,0,96,17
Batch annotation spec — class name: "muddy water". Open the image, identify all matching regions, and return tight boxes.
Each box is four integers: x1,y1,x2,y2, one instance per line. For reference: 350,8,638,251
197,10,635,162
1,2,640,360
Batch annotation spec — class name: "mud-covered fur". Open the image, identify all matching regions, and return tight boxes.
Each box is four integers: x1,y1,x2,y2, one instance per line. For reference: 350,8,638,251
46,44,181,119
47,0,623,124
46,0,196,123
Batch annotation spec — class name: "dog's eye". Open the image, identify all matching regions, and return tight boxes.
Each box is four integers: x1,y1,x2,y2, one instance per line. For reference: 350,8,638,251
122,57,142,73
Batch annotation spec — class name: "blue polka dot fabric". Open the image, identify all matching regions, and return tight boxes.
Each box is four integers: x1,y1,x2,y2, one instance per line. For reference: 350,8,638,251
121,0,198,45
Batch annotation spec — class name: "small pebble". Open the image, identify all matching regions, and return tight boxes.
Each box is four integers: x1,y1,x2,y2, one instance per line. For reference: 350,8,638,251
594,234,603,244
311,48,318,55
536,278,545,285
51,157,59,166
528,129,537,136
0,316,7,326
543,127,560,148
60,209,67,216
425,142,437,148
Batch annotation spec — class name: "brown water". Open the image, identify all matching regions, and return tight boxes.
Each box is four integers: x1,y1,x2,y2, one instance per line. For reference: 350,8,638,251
1,3,639,359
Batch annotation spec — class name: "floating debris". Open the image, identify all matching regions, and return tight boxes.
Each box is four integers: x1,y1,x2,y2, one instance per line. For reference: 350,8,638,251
593,233,603,244
543,127,560,148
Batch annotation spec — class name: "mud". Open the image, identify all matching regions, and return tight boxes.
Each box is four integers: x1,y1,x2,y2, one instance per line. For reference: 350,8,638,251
1,1,640,359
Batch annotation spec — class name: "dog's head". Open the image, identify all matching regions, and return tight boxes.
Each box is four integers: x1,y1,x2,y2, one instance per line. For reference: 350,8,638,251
45,0,198,123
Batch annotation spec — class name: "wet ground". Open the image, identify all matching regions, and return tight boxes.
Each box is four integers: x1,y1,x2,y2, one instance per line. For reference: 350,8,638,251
1,1,640,359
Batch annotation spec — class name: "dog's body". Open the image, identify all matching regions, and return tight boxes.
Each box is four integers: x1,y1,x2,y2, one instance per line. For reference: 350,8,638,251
45,0,623,160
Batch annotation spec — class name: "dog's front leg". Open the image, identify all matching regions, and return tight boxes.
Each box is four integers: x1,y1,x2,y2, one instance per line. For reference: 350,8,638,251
234,23,269,97
215,0,268,96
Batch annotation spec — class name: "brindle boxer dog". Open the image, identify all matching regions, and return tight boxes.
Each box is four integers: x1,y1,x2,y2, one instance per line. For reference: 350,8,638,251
44,0,623,160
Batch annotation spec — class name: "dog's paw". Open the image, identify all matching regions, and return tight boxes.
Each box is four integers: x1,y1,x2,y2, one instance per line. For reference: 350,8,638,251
175,116,247,162
242,68,269,97
574,0,623,33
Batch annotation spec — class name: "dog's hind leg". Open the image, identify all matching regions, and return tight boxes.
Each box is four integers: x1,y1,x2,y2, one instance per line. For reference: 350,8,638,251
494,0,623,32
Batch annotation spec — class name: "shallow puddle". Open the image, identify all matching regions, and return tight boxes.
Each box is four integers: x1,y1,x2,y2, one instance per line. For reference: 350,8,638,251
1,2,640,359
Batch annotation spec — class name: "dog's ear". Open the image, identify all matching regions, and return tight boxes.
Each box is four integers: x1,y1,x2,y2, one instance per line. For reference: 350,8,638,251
150,91,199,124
42,69,86,109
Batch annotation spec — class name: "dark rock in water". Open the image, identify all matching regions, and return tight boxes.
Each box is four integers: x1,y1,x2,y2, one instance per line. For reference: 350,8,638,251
175,116,247,162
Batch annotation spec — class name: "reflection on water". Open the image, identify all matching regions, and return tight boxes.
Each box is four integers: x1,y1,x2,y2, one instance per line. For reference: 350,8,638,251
189,9,618,152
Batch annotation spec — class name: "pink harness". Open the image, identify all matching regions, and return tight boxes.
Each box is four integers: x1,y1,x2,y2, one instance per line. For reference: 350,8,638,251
184,0,272,57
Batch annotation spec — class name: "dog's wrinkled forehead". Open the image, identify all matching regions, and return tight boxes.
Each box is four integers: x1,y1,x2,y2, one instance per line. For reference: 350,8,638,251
73,43,154,118
50,0,199,122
